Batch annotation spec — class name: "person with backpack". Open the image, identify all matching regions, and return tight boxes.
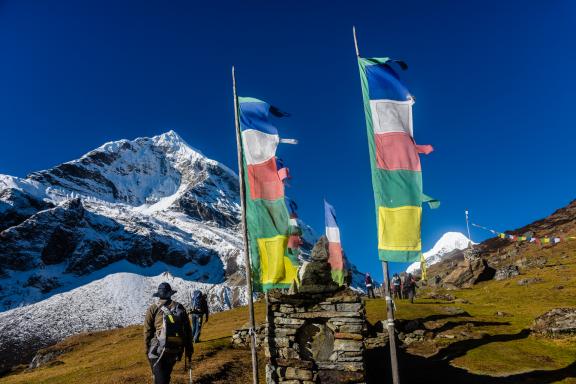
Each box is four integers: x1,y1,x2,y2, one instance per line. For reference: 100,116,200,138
404,273,417,304
391,273,402,299
190,290,209,343
365,273,376,299
145,282,193,384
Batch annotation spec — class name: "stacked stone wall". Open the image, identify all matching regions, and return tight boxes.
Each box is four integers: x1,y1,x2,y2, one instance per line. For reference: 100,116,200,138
265,289,367,384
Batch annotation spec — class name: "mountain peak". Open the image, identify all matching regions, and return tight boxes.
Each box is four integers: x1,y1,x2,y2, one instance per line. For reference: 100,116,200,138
152,130,201,155
425,232,472,258
407,231,472,274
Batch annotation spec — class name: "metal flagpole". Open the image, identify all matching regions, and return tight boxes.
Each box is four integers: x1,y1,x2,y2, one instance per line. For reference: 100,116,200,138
232,66,260,384
353,26,401,384
382,261,401,384
465,210,473,245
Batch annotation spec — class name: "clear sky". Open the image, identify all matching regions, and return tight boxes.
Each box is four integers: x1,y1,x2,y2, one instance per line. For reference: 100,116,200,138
1,0,575,277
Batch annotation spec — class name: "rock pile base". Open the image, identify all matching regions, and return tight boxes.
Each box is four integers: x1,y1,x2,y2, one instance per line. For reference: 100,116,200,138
265,288,367,384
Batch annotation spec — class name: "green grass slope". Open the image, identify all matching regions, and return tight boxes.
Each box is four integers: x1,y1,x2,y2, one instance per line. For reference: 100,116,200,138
2,240,575,383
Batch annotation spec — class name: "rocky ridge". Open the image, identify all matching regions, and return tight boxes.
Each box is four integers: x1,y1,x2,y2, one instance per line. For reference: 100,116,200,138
423,199,576,288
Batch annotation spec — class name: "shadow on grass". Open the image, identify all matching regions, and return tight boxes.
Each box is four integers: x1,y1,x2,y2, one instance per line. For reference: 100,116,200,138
430,320,511,337
366,329,576,384
431,329,530,361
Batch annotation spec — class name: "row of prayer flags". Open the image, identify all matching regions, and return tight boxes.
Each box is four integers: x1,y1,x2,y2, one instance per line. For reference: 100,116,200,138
472,223,575,244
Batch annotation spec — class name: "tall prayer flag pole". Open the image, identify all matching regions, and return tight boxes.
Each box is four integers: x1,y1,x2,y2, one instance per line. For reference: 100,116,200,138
232,66,260,384
465,210,473,244
352,26,401,384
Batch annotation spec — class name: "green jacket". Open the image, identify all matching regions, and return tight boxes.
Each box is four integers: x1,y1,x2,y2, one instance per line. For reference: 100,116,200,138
144,299,193,359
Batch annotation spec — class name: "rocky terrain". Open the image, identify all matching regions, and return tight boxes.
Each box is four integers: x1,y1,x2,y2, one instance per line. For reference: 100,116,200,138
418,199,576,288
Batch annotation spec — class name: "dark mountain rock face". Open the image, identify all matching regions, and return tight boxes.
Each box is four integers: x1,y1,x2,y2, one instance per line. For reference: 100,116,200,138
0,188,54,231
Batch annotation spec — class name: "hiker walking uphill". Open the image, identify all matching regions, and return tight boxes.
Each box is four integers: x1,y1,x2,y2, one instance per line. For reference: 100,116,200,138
365,273,376,298
190,290,209,343
391,273,402,299
403,273,417,304
145,282,193,384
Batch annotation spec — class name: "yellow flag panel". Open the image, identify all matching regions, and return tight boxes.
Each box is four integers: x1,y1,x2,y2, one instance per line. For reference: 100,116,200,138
378,206,422,251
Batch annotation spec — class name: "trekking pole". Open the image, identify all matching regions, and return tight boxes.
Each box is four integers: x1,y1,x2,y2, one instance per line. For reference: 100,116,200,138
189,365,192,384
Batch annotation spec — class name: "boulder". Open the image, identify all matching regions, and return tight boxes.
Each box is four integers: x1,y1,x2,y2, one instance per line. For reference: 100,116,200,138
517,277,543,286
494,265,520,281
532,308,576,338
442,258,495,288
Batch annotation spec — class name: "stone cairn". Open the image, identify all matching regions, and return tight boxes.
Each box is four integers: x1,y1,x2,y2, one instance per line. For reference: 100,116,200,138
265,236,367,384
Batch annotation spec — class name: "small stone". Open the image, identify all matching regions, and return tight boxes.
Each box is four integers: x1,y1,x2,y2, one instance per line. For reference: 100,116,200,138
291,311,359,319
275,317,305,326
329,317,365,324
280,305,295,313
276,359,314,369
335,332,363,340
336,303,363,312
285,367,314,381
339,324,364,333
334,339,363,352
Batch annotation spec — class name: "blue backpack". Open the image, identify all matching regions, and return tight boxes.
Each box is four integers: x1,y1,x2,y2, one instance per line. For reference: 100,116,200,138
191,290,202,313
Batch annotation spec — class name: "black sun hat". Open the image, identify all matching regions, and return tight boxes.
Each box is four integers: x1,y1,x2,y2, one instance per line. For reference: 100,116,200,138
152,282,177,299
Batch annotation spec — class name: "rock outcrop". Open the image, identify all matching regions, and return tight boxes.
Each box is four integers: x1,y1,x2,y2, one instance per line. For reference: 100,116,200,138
442,257,495,288
532,308,576,338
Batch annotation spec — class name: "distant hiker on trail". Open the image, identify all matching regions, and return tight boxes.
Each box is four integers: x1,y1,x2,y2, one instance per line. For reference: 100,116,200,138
145,282,193,384
365,273,376,298
190,290,209,343
391,273,402,299
403,273,417,304
344,269,353,287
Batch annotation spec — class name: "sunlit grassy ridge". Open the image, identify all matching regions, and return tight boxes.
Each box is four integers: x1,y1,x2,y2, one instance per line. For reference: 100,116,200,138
2,241,575,383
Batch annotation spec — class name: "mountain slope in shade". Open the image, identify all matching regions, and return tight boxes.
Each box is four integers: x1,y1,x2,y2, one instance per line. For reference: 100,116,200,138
406,232,472,274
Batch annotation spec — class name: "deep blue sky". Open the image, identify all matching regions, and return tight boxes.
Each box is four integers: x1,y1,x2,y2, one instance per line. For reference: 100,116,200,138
1,0,575,278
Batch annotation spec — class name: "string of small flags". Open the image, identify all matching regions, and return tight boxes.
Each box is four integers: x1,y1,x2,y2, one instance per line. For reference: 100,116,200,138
472,223,576,244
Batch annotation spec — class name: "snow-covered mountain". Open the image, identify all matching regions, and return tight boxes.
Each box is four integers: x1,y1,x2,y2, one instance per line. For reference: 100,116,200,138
406,232,473,274
0,130,367,371
0,131,249,308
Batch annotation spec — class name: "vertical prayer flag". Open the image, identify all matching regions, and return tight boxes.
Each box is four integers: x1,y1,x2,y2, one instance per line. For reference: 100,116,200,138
356,57,439,262
286,197,303,256
324,200,345,285
238,97,299,291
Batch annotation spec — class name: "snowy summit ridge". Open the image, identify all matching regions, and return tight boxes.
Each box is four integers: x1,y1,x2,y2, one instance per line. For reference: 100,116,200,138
406,232,473,274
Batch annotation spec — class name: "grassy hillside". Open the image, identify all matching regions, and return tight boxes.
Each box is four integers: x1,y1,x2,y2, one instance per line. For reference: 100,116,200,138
2,240,575,383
